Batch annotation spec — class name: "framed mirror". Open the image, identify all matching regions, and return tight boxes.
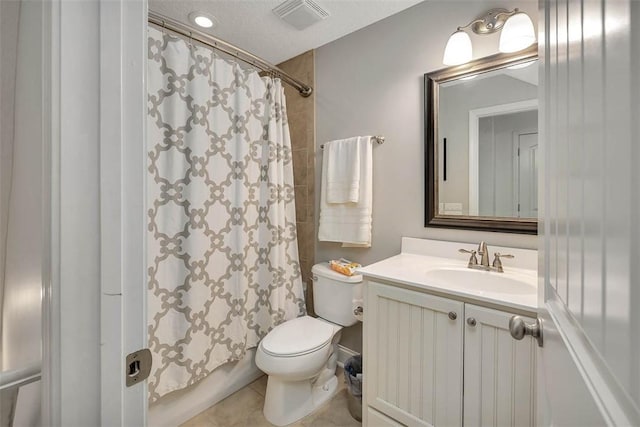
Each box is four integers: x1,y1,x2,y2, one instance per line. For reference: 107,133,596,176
425,46,538,234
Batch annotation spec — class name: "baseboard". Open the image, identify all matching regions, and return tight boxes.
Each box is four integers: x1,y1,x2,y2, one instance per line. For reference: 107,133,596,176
336,344,359,368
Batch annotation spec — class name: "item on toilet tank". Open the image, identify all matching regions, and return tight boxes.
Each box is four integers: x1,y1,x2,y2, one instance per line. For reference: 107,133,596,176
329,258,361,276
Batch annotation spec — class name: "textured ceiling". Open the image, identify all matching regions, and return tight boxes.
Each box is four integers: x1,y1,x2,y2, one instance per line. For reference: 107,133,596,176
149,0,426,64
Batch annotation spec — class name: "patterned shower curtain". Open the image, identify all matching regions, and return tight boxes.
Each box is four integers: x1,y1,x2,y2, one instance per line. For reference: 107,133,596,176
146,27,306,401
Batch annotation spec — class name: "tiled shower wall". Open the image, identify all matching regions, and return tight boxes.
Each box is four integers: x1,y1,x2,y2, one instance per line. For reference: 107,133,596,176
277,51,316,313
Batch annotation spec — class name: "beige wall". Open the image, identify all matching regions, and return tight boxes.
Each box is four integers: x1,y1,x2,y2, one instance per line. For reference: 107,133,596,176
277,51,317,314
314,0,539,352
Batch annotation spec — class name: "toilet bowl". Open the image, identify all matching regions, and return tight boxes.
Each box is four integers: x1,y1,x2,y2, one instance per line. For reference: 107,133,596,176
256,316,342,426
255,263,363,426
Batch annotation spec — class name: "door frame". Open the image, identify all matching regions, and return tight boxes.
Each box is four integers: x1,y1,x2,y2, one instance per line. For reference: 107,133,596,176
42,0,148,424
512,129,538,218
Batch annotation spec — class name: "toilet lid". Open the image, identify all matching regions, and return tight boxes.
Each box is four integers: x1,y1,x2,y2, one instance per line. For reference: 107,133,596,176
261,316,334,357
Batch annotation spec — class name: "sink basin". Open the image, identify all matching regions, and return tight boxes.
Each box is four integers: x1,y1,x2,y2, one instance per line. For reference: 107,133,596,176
423,268,536,295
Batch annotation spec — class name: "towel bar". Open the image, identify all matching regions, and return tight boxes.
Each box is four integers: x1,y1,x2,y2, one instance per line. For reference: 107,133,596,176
320,135,385,150
0,362,41,391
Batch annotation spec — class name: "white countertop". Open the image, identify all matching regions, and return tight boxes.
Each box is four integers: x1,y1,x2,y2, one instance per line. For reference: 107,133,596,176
357,238,539,314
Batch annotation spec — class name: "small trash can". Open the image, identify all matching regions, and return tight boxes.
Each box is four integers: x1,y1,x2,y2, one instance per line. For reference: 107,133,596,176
344,355,363,422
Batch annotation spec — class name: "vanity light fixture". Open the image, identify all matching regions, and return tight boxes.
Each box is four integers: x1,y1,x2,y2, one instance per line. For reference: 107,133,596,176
443,8,536,66
498,11,536,53
188,11,218,29
443,30,472,66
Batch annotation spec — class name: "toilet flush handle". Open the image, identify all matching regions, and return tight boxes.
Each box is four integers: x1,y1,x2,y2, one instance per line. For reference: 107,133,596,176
353,306,363,316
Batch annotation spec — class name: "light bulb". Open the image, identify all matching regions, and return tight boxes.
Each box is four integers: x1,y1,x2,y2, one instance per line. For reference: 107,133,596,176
499,12,536,53
443,30,472,66
194,16,214,28
189,12,218,29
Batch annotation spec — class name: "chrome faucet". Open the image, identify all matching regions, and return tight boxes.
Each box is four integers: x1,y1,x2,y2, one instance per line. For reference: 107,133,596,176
477,241,490,268
458,242,514,273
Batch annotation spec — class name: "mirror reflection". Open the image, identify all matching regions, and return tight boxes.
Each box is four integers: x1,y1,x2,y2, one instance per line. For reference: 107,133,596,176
437,60,538,219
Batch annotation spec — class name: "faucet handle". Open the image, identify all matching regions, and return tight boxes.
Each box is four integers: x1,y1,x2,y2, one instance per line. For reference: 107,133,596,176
494,253,514,259
492,253,514,272
459,248,478,267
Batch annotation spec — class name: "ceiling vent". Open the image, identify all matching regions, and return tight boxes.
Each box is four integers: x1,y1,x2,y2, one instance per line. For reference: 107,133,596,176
273,0,330,31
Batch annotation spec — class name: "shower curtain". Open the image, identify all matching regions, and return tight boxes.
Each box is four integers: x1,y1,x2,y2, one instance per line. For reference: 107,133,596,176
147,27,305,401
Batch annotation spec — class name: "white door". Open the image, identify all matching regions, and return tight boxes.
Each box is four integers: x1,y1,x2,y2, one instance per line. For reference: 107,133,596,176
463,305,536,427
537,0,640,425
517,132,538,218
364,281,463,427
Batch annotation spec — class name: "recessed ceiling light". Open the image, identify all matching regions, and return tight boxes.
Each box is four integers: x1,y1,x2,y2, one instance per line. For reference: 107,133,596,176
188,12,218,29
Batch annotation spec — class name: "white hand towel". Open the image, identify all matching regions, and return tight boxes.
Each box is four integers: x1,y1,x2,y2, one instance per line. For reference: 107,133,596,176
319,136,373,247
325,137,361,204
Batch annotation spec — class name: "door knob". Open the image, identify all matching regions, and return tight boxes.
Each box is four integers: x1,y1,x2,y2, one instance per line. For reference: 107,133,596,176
509,316,543,347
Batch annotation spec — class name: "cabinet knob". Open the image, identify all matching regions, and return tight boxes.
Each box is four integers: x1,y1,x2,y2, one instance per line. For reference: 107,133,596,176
509,316,543,347
466,317,476,327
448,311,457,320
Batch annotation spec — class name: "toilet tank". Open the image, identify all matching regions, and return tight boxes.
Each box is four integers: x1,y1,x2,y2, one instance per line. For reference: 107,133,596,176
311,263,363,327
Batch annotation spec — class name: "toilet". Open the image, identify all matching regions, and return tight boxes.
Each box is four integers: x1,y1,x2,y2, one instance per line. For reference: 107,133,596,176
255,262,363,426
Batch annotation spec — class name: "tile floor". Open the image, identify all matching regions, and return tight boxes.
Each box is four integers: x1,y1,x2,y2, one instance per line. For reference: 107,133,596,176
180,368,361,427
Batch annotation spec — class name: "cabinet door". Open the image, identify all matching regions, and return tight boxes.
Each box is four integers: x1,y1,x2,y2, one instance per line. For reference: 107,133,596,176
367,407,405,427
463,304,536,426
364,281,464,427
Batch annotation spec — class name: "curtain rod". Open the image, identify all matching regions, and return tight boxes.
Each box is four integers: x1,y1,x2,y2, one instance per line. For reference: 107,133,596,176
148,11,313,98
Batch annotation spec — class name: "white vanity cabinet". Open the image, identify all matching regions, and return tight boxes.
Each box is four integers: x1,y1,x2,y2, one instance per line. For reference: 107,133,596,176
363,280,537,427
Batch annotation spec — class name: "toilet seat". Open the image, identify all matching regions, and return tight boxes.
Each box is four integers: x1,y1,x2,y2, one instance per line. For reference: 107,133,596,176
261,316,334,357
